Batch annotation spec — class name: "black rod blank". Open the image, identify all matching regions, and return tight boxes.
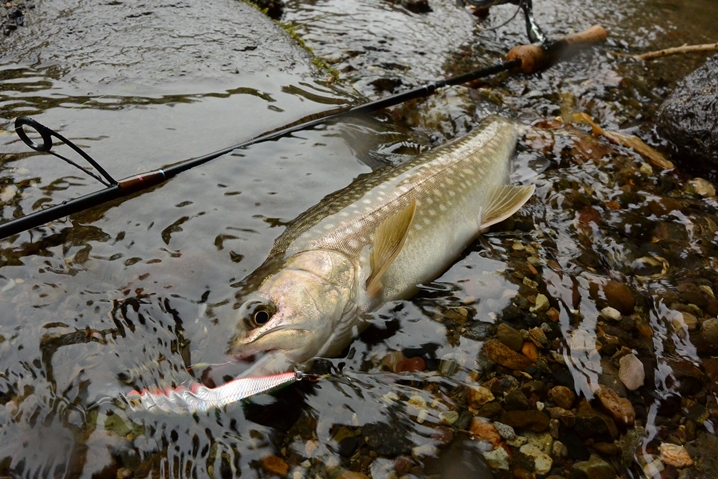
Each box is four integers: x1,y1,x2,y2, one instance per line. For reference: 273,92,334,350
0,59,520,241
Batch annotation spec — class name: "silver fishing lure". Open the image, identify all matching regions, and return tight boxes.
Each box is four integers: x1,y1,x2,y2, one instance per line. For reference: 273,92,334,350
125,371,307,413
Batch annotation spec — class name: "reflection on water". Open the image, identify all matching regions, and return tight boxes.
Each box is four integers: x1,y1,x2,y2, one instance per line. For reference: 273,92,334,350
2,0,718,477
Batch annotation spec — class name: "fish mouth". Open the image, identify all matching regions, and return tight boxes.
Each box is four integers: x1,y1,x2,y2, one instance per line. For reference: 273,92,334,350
236,349,298,377
232,325,314,360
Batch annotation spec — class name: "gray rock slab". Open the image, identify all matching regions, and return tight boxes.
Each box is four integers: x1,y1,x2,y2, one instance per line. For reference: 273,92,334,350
657,54,718,166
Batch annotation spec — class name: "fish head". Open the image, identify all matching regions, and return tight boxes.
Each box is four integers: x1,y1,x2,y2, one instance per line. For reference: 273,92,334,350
229,249,357,375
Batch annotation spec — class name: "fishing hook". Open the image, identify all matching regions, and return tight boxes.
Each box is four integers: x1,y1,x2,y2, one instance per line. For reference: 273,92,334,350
15,117,118,187
464,0,547,44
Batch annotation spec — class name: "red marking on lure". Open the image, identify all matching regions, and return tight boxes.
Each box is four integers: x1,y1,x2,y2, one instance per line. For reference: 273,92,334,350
124,371,309,414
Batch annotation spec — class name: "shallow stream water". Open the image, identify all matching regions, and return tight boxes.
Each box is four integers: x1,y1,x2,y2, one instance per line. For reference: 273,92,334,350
1,0,718,478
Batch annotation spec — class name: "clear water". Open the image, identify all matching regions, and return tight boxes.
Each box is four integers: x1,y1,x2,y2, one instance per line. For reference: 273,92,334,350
1,0,717,477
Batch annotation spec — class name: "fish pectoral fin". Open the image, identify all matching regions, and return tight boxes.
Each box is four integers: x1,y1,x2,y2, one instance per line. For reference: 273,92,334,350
479,184,535,229
366,198,417,297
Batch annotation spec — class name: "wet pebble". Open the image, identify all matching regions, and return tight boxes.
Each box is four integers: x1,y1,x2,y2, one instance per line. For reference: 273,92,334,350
519,443,553,475
466,385,495,409
500,410,550,432
528,327,548,348
396,356,426,372
596,386,636,426
469,418,502,447
575,400,618,441
439,410,459,426
673,311,698,331
492,421,516,441
513,468,536,479
552,440,568,458
548,386,576,410
600,306,621,321
394,455,413,476
530,293,550,313
592,442,621,456
505,389,530,410
483,340,532,371
571,453,616,479
521,341,539,363
659,443,693,468
381,351,405,372
262,455,289,477
618,353,645,391
431,426,454,447
549,407,575,428
439,353,463,376
482,447,511,470
603,280,636,314
549,418,560,439
444,306,469,324
688,178,716,197
700,318,718,350
412,443,438,462
477,401,505,419
497,323,524,351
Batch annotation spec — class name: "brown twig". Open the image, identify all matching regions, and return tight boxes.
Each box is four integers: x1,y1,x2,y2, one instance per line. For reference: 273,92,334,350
635,43,718,61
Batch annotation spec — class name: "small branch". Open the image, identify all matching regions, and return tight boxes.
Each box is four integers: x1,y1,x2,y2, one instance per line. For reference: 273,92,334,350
635,43,718,61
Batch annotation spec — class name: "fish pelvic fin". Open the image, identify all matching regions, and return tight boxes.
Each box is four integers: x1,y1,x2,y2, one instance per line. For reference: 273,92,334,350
479,184,535,230
366,198,417,297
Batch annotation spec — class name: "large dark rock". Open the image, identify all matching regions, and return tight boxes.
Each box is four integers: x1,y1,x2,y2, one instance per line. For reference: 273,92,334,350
657,55,718,166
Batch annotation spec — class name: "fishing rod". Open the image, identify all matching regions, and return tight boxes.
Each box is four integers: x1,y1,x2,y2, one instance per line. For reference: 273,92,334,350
0,25,607,241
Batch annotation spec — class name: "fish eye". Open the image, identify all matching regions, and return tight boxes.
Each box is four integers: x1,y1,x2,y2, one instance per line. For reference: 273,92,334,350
242,300,276,328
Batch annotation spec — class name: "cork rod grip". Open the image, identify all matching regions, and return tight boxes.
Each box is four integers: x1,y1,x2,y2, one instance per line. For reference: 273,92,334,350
506,25,609,74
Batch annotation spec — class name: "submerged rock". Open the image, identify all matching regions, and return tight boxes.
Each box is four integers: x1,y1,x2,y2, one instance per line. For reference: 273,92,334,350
594,385,635,427
571,454,616,479
548,386,576,410
659,443,693,468
470,418,502,446
363,423,413,456
483,340,532,371
602,281,636,315
497,323,524,352
618,353,645,391
657,54,718,166
466,385,495,409
500,410,550,432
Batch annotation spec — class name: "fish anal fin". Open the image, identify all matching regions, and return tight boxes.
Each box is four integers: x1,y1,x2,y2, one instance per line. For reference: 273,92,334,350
366,198,417,297
479,184,535,229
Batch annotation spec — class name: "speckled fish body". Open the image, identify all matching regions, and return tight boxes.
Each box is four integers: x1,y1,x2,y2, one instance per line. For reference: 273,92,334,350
230,116,534,376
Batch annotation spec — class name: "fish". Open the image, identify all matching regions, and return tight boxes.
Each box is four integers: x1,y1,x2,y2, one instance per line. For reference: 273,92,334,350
229,116,535,377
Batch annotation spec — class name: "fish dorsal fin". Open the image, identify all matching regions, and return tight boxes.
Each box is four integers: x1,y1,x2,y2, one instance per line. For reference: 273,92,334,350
366,198,417,297
479,184,535,229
